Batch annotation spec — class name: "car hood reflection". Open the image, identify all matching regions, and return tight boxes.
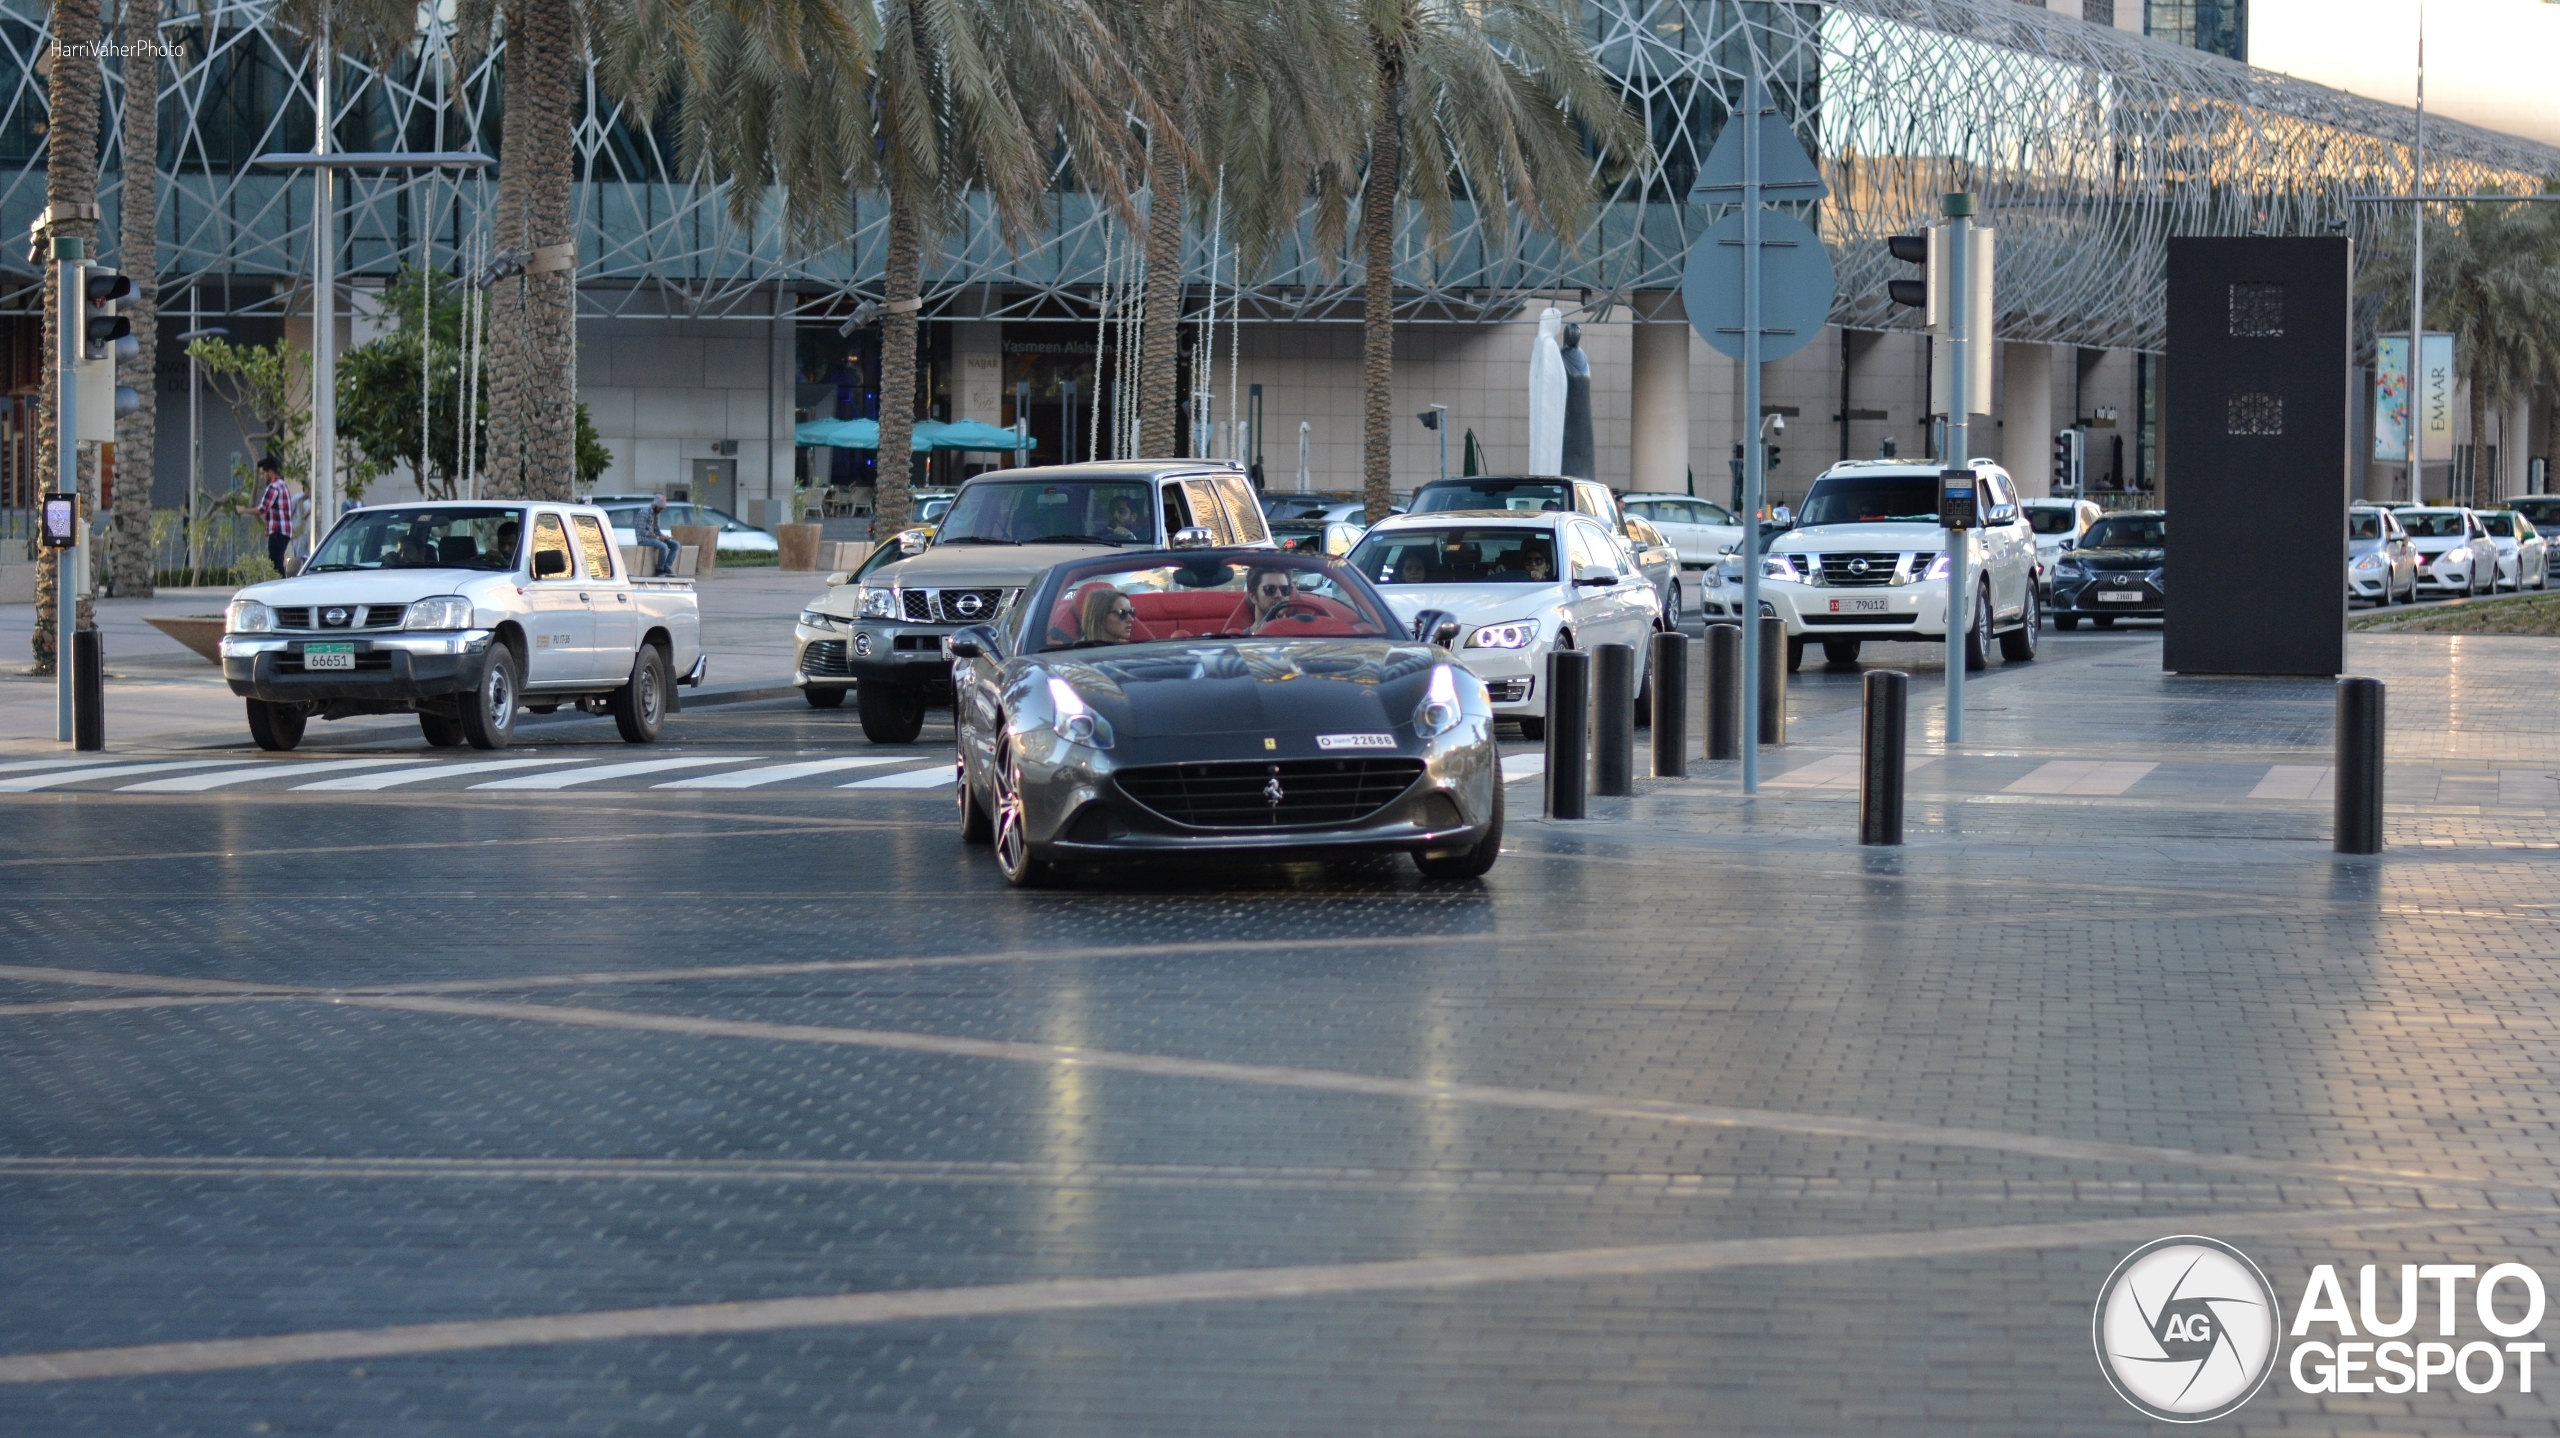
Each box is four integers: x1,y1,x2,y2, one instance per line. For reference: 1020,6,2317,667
1045,641,1442,738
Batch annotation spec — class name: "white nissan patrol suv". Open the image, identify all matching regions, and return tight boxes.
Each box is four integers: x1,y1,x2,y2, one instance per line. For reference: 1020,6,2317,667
1758,460,2041,672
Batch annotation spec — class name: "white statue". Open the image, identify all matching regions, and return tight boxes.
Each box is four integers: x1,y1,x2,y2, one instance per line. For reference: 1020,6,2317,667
1527,307,1566,475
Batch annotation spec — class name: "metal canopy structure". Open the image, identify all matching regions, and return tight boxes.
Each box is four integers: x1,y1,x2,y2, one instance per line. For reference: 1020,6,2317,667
0,0,2550,351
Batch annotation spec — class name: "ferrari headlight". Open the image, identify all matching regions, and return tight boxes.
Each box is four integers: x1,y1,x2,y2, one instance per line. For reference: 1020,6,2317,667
404,596,475,631
855,585,899,620
1412,665,1464,740
797,608,841,631
1465,620,1538,650
225,598,275,634
1045,675,1114,749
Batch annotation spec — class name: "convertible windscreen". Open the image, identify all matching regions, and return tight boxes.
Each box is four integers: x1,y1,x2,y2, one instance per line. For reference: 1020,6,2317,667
1034,555,1400,651
304,507,526,572
936,479,1155,545
1347,527,1559,585
1797,475,1943,526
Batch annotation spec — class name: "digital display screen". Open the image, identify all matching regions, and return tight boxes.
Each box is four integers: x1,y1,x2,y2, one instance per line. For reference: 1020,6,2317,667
40,493,76,547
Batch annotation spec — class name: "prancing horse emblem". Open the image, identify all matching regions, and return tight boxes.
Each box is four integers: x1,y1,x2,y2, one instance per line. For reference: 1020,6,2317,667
1262,772,1286,806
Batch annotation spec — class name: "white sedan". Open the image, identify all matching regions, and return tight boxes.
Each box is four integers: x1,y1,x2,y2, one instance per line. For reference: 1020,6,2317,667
601,502,780,556
2476,510,2551,591
2021,498,2102,593
2393,507,2500,597
1349,511,1660,741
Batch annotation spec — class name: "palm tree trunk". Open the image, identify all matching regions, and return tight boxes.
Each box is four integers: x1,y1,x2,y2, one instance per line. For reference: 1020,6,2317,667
874,185,922,533
1138,136,1184,457
34,0,103,674
2470,372,2489,504
482,0,579,502
1357,36,1402,522
108,0,160,597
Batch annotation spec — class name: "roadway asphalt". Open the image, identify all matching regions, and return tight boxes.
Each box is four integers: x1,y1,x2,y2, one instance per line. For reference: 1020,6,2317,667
2,626,2558,1435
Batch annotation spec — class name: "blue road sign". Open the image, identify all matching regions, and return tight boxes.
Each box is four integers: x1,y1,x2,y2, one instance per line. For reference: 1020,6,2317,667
1681,208,1836,363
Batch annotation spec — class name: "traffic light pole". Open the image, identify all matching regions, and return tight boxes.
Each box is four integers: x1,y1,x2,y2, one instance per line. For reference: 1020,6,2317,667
1738,77,1766,795
53,239,82,741
1943,193,1974,746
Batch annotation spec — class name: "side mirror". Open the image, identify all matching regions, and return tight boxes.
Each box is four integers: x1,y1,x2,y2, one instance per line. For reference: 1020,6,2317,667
898,530,930,556
1411,608,1460,647
824,570,852,586
1170,526,1215,550
532,549,570,578
1573,564,1619,587
943,624,1000,661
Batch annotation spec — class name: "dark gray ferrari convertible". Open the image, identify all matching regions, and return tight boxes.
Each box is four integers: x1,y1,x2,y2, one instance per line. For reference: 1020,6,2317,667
942,547,1503,887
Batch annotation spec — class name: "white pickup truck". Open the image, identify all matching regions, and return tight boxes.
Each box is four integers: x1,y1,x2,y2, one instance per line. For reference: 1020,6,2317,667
220,500,705,751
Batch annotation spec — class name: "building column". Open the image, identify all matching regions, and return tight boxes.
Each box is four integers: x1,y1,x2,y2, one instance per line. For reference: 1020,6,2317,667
2002,341,2055,497
2505,391,2534,501
1631,303,1690,495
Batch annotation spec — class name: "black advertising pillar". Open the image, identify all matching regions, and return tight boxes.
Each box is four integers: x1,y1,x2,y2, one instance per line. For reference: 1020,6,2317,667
2161,237,2350,676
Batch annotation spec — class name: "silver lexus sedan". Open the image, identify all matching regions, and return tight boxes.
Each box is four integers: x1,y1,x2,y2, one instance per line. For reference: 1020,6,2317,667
943,547,1503,888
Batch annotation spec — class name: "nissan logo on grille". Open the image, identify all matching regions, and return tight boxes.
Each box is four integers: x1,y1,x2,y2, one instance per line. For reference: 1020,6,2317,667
322,607,350,627
951,592,984,618
1848,558,1871,576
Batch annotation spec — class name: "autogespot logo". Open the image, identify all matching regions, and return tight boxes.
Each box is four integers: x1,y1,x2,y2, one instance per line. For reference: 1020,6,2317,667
2093,1236,2282,1422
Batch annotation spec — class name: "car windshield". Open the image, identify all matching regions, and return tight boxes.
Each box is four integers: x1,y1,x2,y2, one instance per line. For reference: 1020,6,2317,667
2349,512,2386,540
1798,474,1943,526
1031,553,1400,651
2510,499,2560,527
2026,507,2082,536
305,506,526,572
936,478,1155,545
2082,515,2166,549
2478,513,2517,537
2396,510,2470,539
1410,481,1574,515
1270,522,1329,553
1347,526,1560,585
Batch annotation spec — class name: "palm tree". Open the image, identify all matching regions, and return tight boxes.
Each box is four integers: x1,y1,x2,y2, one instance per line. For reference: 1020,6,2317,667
603,0,1163,532
2362,195,2560,501
1097,0,1362,458
1350,0,1642,519
106,0,162,597
31,0,104,675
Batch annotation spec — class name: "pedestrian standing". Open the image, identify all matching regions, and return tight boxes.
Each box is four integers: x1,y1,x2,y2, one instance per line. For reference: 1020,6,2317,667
256,455,293,573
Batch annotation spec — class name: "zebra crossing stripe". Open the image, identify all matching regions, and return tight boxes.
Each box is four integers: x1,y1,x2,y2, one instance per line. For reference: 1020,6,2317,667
470,756,757,791
1500,755,1545,784
120,758,427,793
0,758,104,777
841,766,956,790
0,760,235,792
654,756,905,789
294,756,592,791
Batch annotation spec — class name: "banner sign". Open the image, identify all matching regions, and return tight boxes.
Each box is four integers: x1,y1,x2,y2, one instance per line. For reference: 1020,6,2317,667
2375,333,2454,463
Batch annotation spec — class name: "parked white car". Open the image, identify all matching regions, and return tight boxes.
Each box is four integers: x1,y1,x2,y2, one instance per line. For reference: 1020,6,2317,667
2475,509,2551,591
2393,507,2500,597
1349,510,1661,741
2021,498,2102,594
1623,493,1747,569
1760,460,2041,672
222,500,705,751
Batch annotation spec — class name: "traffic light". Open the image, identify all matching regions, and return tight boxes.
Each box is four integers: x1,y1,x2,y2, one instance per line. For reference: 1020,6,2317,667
1886,233,1933,316
1766,441,1783,472
2053,428,2085,494
79,266,134,362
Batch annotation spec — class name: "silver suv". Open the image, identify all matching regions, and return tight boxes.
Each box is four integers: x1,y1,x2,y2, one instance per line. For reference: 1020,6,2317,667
793,462,1276,742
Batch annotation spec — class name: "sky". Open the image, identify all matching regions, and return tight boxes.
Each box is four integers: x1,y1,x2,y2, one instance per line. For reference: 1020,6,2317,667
2250,0,2560,149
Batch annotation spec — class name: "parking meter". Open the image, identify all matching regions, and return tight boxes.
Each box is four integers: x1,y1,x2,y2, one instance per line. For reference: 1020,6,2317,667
1938,468,1978,531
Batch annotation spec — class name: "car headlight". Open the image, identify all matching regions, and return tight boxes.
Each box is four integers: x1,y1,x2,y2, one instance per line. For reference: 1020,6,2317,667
2056,557,2088,579
797,608,841,631
1924,555,1952,580
1763,554,1805,581
225,598,275,634
2353,553,2382,571
1412,664,1464,740
1464,620,1538,650
1045,675,1114,749
855,585,899,620
404,595,475,630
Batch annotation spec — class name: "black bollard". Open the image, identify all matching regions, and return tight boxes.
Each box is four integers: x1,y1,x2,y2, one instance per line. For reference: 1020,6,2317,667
2335,677,2384,855
1650,630,1688,778
1544,648,1590,819
72,627,104,752
1593,643,1635,797
1704,623,1742,761
1860,669,1908,846
1757,616,1788,745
